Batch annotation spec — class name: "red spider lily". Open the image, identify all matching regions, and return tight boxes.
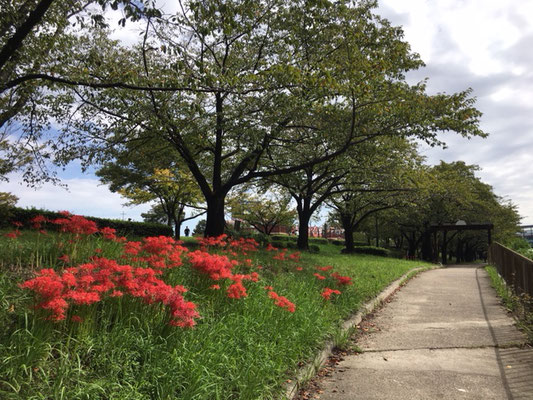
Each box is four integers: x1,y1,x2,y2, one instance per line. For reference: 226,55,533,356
71,315,83,323
197,234,228,249
229,237,259,254
100,226,117,240
316,265,333,272
331,272,353,286
313,273,326,280
4,230,21,239
210,284,221,290
265,243,278,251
30,215,47,229
268,291,296,312
273,249,287,260
227,280,248,299
141,235,176,255
124,241,142,255
321,287,341,300
264,285,273,291
12,221,23,228
188,250,236,280
287,252,301,261
296,267,303,271
20,257,199,327
58,254,70,264
52,215,98,235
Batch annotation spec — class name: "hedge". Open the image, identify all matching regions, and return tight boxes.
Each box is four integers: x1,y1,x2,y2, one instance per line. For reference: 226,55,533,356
342,246,389,257
4,207,173,238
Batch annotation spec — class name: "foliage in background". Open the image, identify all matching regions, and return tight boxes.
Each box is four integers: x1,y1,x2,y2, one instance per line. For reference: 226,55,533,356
96,143,204,239
228,189,297,235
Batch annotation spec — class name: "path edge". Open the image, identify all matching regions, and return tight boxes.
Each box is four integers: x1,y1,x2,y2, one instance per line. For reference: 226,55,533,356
282,264,440,400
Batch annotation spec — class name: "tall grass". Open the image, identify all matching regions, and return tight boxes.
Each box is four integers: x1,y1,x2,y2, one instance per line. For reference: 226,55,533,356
486,265,533,343
1,225,428,399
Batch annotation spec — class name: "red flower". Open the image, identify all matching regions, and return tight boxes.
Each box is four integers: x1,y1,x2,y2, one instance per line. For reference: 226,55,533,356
4,230,21,239
321,287,341,300
52,214,98,235
100,226,117,240
268,291,296,312
124,241,142,255
316,265,333,272
58,254,70,264
71,315,83,323
227,281,247,299
12,221,23,228
30,215,47,229
313,273,326,280
210,284,221,290
331,272,353,286
266,243,278,251
188,250,235,280
288,252,301,261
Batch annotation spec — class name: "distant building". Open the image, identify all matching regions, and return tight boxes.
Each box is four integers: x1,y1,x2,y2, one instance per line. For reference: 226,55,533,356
519,225,533,245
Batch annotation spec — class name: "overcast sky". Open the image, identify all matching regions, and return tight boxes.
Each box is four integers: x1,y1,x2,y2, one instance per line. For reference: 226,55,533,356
5,0,533,228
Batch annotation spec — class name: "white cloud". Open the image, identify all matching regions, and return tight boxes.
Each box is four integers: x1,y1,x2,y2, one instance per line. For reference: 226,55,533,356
379,0,533,225
4,173,152,221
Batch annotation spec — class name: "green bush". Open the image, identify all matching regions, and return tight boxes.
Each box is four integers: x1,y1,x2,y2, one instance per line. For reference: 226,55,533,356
271,235,289,241
309,237,328,245
5,207,173,237
308,244,320,253
330,239,345,246
343,246,390,257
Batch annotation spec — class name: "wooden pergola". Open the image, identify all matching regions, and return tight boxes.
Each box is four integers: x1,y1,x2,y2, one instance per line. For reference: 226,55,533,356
429,223,494,264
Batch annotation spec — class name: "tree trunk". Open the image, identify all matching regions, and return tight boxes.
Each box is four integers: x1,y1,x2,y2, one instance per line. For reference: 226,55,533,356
421,229,432,261
204,195,226,237
341,214,355,253
297,213,310,250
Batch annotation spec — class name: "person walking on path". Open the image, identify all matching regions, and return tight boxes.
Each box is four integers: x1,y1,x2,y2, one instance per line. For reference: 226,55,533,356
311,265,533,400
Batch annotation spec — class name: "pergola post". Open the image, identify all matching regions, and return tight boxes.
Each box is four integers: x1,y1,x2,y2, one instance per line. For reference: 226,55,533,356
442,230,447,265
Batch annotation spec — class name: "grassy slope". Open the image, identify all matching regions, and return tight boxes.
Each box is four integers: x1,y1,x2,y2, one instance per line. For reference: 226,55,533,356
1,230,430,400
485,265,533,343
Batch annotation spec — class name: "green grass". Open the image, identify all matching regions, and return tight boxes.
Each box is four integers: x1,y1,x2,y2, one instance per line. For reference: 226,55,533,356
1,228,429,399
485,265,533,343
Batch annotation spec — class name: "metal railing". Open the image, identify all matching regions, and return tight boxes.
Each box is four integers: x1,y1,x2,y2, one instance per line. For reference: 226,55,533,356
488,242,533,298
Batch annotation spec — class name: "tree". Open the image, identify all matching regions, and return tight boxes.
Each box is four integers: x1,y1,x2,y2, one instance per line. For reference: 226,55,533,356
141,203,168,225
326,137,422,253
386,161,522,261
227,189,296,235
96,143,204,239
0,0,161,183
43,0,485,238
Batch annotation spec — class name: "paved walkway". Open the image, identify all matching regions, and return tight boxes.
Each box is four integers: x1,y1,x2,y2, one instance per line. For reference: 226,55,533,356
318,265,533,400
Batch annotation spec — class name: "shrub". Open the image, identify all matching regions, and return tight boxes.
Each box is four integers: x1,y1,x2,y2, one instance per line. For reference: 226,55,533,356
271,235,289,241
4,207,173,237
342,246,390,257
309,237,328,245
308,245,320,253
330,239,345,246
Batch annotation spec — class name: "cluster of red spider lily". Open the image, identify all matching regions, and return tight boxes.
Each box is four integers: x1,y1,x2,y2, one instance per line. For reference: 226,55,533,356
8,213,354,327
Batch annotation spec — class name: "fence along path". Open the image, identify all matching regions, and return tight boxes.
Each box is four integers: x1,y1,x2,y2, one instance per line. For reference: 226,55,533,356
489,242,533,298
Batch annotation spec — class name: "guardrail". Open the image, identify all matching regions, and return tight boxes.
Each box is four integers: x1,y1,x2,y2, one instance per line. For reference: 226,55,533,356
488,242,533,298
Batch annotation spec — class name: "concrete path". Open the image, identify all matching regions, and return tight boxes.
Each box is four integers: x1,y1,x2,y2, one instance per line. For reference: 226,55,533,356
318,265,533,400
